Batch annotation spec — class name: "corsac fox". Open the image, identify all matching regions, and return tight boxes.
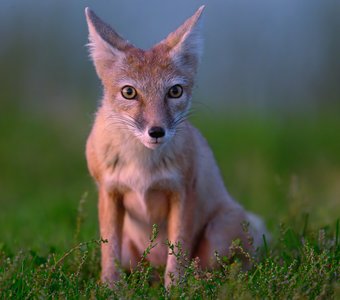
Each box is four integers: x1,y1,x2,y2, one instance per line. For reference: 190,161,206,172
85,6,267,287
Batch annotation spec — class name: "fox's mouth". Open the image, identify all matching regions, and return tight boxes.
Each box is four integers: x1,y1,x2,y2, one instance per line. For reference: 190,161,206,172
150,138,163,144
145,138,165,149
140,136,168,150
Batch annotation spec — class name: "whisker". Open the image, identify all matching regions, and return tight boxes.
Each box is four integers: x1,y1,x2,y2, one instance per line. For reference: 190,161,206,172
191,100,213,113
171,110,192,129
104,112,142,133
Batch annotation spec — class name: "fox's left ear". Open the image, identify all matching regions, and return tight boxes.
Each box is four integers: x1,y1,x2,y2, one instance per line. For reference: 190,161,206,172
161,6,205,74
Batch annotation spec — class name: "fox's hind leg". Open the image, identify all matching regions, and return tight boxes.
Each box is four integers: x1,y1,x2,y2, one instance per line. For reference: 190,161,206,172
194,209,266,268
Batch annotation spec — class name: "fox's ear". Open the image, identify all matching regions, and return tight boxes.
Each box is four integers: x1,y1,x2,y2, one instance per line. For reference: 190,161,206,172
85,8,129,79
161,6,205,73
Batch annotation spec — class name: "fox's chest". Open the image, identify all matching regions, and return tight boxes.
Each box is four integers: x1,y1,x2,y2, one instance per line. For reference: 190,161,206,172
104,155,182,224
123,189,170,225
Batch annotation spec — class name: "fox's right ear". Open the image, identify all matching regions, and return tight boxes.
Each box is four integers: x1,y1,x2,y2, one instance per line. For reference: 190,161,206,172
85,8,129,79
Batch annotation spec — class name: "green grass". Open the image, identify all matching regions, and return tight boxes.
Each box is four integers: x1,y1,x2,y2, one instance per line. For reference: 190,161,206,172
0,108,339,298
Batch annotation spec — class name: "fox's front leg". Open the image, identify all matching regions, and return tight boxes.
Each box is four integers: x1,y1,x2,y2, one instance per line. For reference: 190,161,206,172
98,188,124,287
165,189,195,287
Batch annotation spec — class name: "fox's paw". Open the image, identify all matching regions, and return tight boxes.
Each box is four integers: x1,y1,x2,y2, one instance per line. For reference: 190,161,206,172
101,269,121,289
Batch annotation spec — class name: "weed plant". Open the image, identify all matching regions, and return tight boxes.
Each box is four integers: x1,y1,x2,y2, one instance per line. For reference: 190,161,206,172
0,199,338,299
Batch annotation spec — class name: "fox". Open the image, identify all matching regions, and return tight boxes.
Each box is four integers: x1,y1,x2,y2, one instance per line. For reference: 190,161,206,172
84,6,267,288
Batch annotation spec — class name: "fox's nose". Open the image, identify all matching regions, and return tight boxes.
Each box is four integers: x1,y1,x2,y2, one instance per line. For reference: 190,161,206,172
148,126,165,138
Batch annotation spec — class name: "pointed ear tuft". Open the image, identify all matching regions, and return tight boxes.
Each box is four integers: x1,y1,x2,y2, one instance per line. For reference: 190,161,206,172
161,6,205,73
85,7,129,79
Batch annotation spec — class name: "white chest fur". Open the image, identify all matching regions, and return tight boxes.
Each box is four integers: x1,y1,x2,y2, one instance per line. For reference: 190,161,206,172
103,142,183,224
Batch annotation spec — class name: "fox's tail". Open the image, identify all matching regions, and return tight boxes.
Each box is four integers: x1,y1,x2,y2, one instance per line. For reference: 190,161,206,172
246,212,270,249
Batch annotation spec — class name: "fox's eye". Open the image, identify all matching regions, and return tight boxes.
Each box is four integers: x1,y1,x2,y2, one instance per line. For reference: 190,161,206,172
121,86,137,100
168,85,183,98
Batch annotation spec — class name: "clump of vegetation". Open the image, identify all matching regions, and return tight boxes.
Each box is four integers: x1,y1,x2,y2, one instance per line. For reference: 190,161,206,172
0,209,338,299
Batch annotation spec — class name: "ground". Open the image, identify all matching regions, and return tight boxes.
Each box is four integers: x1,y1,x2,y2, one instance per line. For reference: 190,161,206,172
0,108,339,298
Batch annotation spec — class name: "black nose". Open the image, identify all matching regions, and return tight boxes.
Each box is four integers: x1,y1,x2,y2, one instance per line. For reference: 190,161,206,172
148,126,165,138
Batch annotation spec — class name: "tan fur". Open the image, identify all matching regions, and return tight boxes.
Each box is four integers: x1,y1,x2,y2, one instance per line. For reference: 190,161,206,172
85,6,267,288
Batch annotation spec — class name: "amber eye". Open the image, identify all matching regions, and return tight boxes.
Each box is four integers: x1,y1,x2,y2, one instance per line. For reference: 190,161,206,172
168,85,183,98
121,86,137,100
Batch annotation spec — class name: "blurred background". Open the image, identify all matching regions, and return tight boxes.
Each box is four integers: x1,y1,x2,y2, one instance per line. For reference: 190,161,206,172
0,0,339,251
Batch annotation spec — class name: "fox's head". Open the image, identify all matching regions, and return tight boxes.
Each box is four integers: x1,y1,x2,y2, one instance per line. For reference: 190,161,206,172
85,6,204,150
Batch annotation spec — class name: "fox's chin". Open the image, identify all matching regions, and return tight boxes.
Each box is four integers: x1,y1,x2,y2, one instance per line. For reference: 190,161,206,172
143,140,165,150
137,132,175,150
138,137,168,150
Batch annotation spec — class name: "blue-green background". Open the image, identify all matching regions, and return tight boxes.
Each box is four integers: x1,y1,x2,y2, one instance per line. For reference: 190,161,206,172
0,0,339,252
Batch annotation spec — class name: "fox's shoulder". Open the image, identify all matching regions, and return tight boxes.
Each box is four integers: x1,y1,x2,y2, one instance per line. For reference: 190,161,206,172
186,122,212,152
85,107,119,182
